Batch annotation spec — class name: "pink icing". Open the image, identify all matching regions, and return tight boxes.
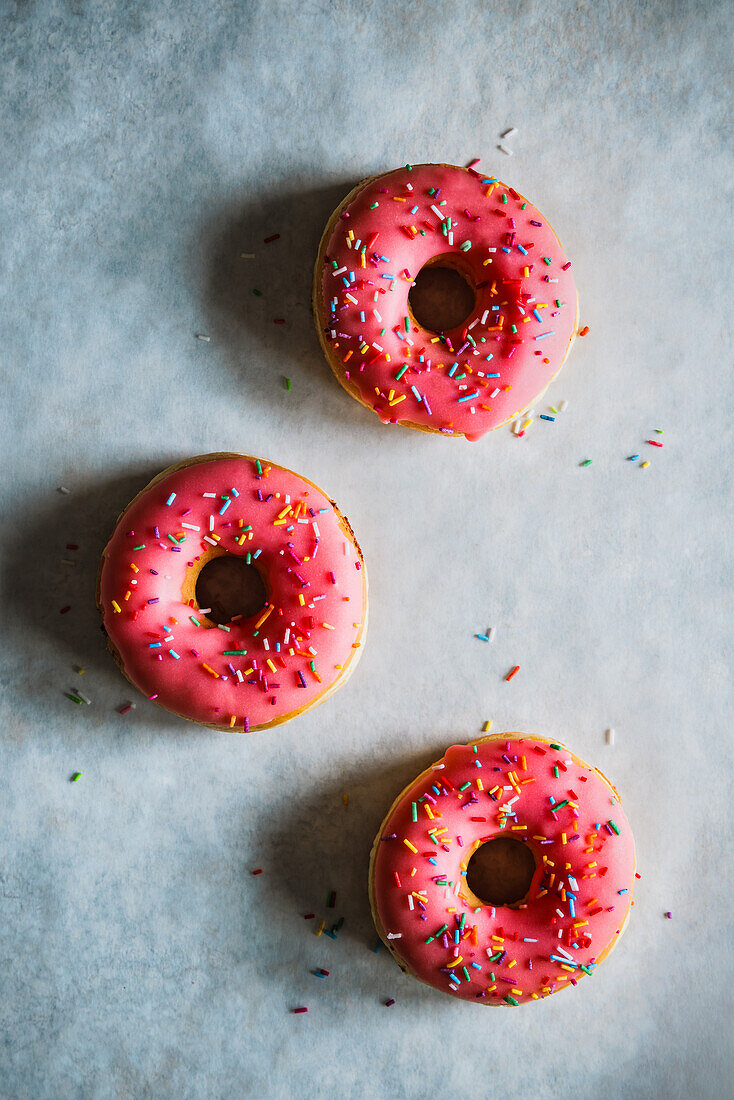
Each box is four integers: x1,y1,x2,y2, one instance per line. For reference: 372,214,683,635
318,164,578,440
99,455,367,730
372,736,635,1004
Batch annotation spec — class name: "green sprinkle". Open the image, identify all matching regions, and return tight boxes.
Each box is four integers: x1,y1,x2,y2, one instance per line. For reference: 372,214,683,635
166,533,179,544
223,650,248,656
542,257,552,265
554,799,570,810
404,315,410,332
189,616,201,626
70,772,82,783
435,924,449,936
285,377,292,391
394,364,409,381
556,299,562,307
256,459,262,474
411,801,418,822
462,966,471,981
520,202,527,209
553,766,560,778
609,820,621,835
459,240,471,251
580,459,592,467
504,995,520,1006
501,194,508,204
65,693,83,706
132,544,146,551
369,202,379,209
550,743,561,749
405,164,412,171
252,288,262,296
458,781,471,791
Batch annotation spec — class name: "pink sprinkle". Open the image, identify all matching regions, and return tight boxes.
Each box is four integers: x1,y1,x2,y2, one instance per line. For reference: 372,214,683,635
293,1007,308,1014
119,704,133,715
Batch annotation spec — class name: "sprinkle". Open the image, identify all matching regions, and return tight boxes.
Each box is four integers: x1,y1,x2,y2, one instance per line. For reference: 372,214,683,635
640,461,650,469
605,728,615,746
501,127,517,138
165,493,176,506
498,145,513,156
383,998,396,1007
194,333,210,342
664,912,672,919
70,772,82,783
505,665,520,682
646,440,663,448
580,459,592,467
118,703,134,715
292,1007,308,1014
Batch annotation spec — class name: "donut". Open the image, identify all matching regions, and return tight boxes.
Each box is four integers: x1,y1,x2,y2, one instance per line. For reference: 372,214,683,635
369,733,635,1005
313,163,579,440
97,453,367,732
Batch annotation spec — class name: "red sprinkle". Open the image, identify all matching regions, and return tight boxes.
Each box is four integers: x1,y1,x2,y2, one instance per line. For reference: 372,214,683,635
292,1006,308,1014
60,606,71,614
578,325,589,336
251,868,263,875
118,704,133,715
264,233,280,243
646,440,663,447
505,665,520,682
384,998,396,1007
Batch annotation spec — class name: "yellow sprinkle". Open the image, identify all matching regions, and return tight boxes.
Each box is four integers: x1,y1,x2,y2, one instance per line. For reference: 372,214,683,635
202,663,219,677
342,793,349,806
507,959,516,968
111,600,121,613
266,659,278,674
130,563,139,573
446,956,463,968
403,839,417,853
482,720,493,732
641,460,650,468
316,919,325,937
229,715,236,728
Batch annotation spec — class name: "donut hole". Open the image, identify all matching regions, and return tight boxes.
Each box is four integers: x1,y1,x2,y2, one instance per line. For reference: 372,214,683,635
465,836,536,907
408,257,476,333
195,555,268,625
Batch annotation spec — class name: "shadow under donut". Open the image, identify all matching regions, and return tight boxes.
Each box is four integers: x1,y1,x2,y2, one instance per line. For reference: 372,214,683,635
194,176,382,432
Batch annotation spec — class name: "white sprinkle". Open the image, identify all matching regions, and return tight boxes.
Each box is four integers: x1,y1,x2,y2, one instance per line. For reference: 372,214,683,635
559,399,569,412
58,486,71,494
62,559,76,567
498,144,514,156
203,536,217,546
203,492,216,497
197,608,212,614
74,689,92,705
501,126,517,139
407,895,414,910
195,333,211,341
240,252,255,259
181,523,200,531
487,626,496,642
386,933,402,940
209,515,215,532
605,728,615,746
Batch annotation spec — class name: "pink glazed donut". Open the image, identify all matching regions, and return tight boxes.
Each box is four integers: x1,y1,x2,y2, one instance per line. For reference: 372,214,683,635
369,734,635,1005
98,453,367,732
313,163,579,440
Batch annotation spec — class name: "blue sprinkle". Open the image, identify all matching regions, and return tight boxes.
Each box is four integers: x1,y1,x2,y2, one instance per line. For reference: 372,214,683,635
539,414,555,422
517,244,528,255
457,391,479,404
169,650,180,659
165,493,176,506
533,331,555,340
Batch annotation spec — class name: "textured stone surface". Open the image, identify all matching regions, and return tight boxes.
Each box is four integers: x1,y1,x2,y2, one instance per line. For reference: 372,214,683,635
1,1,732,1097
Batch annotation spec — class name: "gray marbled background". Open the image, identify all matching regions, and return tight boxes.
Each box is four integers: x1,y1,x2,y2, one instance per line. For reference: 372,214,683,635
1,1,732,1098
